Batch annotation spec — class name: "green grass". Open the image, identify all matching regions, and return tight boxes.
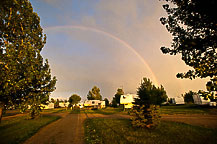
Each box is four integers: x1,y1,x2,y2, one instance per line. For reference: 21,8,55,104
0,115,60,144
84,118,217,144
83,107,127,115
160,104,217,115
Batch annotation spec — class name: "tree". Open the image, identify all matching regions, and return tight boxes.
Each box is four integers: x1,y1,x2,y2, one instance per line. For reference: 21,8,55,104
104,98,109,107
68,94,81,108
114,88,124,105
0,0,56,120
87,86,102,100
134,78,168,106
111,99,117,108
182,91,196,104
160,0,217,96
131,78,167,129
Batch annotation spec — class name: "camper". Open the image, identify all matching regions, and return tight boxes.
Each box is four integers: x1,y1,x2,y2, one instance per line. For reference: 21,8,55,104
41,103,54,109
193,94,210,105
83,100,105,109
175,97,185,105
120,94,138,109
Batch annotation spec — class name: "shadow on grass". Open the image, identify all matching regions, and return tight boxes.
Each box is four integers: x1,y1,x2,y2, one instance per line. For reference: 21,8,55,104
85,118,217,144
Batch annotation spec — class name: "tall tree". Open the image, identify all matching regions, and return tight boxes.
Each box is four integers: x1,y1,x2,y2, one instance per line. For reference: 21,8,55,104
0,0,56,120
68,94,81,108
160,0,217,95
114,88,124,105
87,86,102,100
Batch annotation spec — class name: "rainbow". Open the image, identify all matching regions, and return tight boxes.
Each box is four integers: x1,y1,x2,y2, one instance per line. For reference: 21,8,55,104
44,25,159,86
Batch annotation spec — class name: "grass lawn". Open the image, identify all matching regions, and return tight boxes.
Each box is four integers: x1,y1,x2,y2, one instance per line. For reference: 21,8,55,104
85,118,217,144
0,115,60,144
160,104,217,115
82,107,127,115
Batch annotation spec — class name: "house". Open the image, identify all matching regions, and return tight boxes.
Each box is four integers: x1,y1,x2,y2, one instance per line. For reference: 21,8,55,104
83,100,105,109
120,94,138,109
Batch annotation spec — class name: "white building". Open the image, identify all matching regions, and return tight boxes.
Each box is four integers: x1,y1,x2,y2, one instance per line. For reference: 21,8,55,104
120,94,138,109
59,102,70,108
193,94,210,105
83,100,105,109
175,97,185,104
41,103,54,109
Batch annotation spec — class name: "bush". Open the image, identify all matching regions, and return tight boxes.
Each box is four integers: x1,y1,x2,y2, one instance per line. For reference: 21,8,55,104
130,105,161,129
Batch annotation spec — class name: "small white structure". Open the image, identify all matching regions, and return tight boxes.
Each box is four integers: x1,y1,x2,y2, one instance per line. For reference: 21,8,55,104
59,102,70,108
193,94,210,105
120,94,138,109
84,100,105,109
41,103,54,109
175,97,185,105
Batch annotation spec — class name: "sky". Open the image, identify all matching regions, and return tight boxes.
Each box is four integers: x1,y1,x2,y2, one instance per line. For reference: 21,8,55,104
29,0,208,101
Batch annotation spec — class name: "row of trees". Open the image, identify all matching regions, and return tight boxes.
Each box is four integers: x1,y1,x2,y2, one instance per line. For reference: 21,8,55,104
0,0,56,121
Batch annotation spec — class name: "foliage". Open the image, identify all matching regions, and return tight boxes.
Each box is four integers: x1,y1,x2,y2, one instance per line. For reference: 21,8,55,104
111,98,118,107
85,118,217,144
131,78,167,129
114,88,124,105
0,0,56,120
103,98,109,107
130,105,161,129
68,94,81,108
198,90,214,101
134,78,168,106
182,90,196,103
54,99,60,108
160,0,217,94
87,86,102,100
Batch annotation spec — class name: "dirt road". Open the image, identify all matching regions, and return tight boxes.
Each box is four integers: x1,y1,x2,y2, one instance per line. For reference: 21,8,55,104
24,113,86,144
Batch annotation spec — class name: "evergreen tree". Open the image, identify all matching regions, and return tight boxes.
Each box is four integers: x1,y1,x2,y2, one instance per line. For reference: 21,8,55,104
131,78,167,129
87,86,102,100
0,0,56,120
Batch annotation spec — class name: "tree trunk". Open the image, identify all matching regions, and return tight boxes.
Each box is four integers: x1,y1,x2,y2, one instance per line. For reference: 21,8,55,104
0,104,4,123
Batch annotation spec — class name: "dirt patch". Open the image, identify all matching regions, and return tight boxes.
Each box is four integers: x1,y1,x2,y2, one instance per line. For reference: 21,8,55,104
24,113,86,144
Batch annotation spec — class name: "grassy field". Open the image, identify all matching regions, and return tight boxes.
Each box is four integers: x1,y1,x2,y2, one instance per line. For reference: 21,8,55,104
83,107,125,115
85,118,217,144
0,115,60,144
160,104,217,115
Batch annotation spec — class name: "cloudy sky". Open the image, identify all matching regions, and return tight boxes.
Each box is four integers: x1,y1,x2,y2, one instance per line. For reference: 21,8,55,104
30,0,208,101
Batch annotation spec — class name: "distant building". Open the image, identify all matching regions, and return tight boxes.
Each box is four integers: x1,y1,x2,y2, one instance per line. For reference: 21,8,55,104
84,100,105,109
174,97,185,105
41,103,54,109
59,102,70,108
120,94,138,109
193,94,210,105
